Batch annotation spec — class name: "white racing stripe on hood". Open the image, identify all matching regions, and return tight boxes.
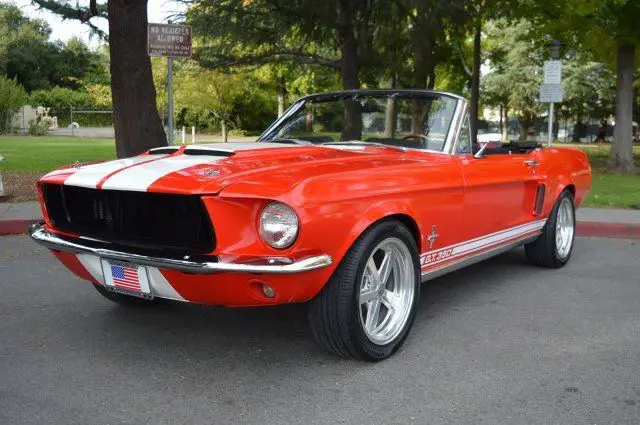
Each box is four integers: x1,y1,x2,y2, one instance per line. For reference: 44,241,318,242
183,141,295,152
100,154,225,191
63,155,163,189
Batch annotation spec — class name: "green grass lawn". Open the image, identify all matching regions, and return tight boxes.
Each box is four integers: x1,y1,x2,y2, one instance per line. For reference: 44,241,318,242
0,136,638,209
557,143,640,209
0,136,115,173
586,173,640,209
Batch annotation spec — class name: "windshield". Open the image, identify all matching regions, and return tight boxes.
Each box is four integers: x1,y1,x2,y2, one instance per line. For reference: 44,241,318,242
260,93,458,151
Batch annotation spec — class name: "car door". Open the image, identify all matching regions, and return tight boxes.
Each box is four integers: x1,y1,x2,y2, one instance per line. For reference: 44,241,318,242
455,118,542,242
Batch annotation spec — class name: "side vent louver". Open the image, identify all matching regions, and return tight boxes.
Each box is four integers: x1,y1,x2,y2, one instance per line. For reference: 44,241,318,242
534,184,546,215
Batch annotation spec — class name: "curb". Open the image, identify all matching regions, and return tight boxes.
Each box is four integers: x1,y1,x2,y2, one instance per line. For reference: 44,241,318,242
576,221,640,240
0,219,40,236
1,219,640,239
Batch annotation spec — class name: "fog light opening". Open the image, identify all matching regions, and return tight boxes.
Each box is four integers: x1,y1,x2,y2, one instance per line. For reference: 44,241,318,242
262,284,276,298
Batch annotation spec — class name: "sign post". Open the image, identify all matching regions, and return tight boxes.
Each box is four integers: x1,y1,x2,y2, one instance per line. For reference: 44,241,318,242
148,22,192,145
167,55,174,144
540,59,563,148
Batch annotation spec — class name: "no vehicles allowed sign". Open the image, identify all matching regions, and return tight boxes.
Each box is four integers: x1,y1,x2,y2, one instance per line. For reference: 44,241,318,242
147,23,192,58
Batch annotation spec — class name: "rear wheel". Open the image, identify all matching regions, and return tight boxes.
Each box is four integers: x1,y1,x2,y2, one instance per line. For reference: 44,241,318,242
525,189,575,268
92,284,161,307
308,220,421,361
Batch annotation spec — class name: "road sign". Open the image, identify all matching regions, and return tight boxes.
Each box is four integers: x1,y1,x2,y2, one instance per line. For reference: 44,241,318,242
148,23,192,146
147,23,192,58
543,60,562,84
540,83,563,103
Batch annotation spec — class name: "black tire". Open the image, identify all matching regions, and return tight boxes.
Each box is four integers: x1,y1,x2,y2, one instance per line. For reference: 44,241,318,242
92,284,161,307
308,219,421,361
525,189,576,268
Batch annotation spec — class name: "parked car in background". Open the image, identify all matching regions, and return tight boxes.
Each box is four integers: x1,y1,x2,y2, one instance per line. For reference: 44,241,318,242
30,89,591,361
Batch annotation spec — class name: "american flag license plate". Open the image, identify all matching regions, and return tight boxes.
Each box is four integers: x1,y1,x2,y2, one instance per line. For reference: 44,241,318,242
101,259,153,299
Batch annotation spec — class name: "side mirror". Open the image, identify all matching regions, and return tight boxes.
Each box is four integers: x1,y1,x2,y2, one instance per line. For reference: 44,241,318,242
474,141,490,159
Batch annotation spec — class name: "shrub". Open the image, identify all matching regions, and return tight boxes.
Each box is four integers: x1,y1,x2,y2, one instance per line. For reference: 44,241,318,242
0,76,28,134
29,86,93,109
28,116,48,136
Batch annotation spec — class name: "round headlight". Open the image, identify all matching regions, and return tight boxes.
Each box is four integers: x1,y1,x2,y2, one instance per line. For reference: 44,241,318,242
259,202,299,249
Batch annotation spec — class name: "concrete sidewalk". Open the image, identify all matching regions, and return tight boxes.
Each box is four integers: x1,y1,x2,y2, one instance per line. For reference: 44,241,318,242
576,207,640,239
0,201,41,221
0,201,41,235
577,207,640,224
1,201,639,238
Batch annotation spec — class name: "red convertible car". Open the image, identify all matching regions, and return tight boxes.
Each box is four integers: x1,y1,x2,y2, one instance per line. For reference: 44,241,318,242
30,90,591,360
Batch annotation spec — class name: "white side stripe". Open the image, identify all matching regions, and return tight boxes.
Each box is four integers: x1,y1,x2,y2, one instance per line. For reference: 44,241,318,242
100,154,225,192
63,156,163,189
146,268,186,301
76,253,106,285
421,220,546,268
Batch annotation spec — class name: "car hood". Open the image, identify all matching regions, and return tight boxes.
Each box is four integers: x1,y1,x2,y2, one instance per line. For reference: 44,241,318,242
40,142,447,199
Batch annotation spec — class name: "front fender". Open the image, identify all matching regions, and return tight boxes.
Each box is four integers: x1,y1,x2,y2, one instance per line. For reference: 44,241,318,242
338,199,423,259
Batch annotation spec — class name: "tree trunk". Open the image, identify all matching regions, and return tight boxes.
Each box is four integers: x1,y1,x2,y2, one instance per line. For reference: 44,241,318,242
306,108,313,132
500,104,509,143
607,40,636,173
384,77,396,138
336,0,361,140
553,107,560,141
410,26,435,133
221,120,228,143
277,75,286,117
470,15,481,145
518,118,528,142
108,0,166,158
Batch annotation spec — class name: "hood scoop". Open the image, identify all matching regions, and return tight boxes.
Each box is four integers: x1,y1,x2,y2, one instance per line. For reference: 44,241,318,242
184,149,235,157
148,146,236,157
149,147,180,155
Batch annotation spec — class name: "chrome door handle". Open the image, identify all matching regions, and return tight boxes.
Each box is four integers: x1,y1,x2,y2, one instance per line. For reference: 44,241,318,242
524,159,539,168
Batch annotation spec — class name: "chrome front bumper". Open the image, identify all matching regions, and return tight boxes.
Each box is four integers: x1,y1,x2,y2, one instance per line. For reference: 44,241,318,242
29,224,333,275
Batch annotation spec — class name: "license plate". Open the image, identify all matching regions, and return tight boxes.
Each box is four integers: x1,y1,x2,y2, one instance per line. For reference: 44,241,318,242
100,259,153,299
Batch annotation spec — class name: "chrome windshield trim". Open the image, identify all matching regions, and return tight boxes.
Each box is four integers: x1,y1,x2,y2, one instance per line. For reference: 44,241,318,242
444,98,468,155
29,225,333,275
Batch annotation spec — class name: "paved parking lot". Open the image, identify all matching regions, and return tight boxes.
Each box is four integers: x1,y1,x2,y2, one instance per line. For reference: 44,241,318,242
1,235,639,424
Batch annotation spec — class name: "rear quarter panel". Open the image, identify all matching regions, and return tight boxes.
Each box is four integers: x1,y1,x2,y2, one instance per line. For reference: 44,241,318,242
533,147,591,214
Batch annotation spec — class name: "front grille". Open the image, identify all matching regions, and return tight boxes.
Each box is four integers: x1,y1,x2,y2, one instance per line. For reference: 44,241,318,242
41,184,215,254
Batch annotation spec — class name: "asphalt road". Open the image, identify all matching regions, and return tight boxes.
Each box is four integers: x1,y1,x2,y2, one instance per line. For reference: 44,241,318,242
1,236,639,425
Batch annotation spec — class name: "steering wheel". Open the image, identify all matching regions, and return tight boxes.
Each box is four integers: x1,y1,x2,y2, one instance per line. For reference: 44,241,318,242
400,134,427,147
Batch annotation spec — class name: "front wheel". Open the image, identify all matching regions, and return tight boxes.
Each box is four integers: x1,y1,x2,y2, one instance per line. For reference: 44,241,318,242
308,220,421,361
525,189,576,268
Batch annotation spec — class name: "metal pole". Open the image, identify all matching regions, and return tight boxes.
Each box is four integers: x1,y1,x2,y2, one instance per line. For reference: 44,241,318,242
167,57,174,145
192,126,195,144
547,102,554,148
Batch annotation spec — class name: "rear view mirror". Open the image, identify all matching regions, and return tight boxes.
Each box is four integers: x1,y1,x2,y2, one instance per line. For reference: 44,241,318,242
474,141,490,158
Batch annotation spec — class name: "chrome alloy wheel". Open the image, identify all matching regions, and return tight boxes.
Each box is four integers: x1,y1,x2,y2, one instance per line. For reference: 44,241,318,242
555,197,575,259
358,237,416,345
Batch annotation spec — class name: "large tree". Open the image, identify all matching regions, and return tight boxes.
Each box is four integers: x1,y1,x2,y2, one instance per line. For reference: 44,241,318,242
519,0,639,172
31,0,166,157
482,19,543,141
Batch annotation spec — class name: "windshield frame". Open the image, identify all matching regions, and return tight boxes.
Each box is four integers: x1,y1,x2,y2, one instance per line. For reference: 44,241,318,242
258,89,467,155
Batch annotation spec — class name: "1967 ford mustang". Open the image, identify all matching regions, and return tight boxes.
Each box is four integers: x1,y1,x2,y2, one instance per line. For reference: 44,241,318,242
30,89,591,360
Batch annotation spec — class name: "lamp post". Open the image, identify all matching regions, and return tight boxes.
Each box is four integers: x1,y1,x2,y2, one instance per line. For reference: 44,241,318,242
545,40,563,147
548,40,562,60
